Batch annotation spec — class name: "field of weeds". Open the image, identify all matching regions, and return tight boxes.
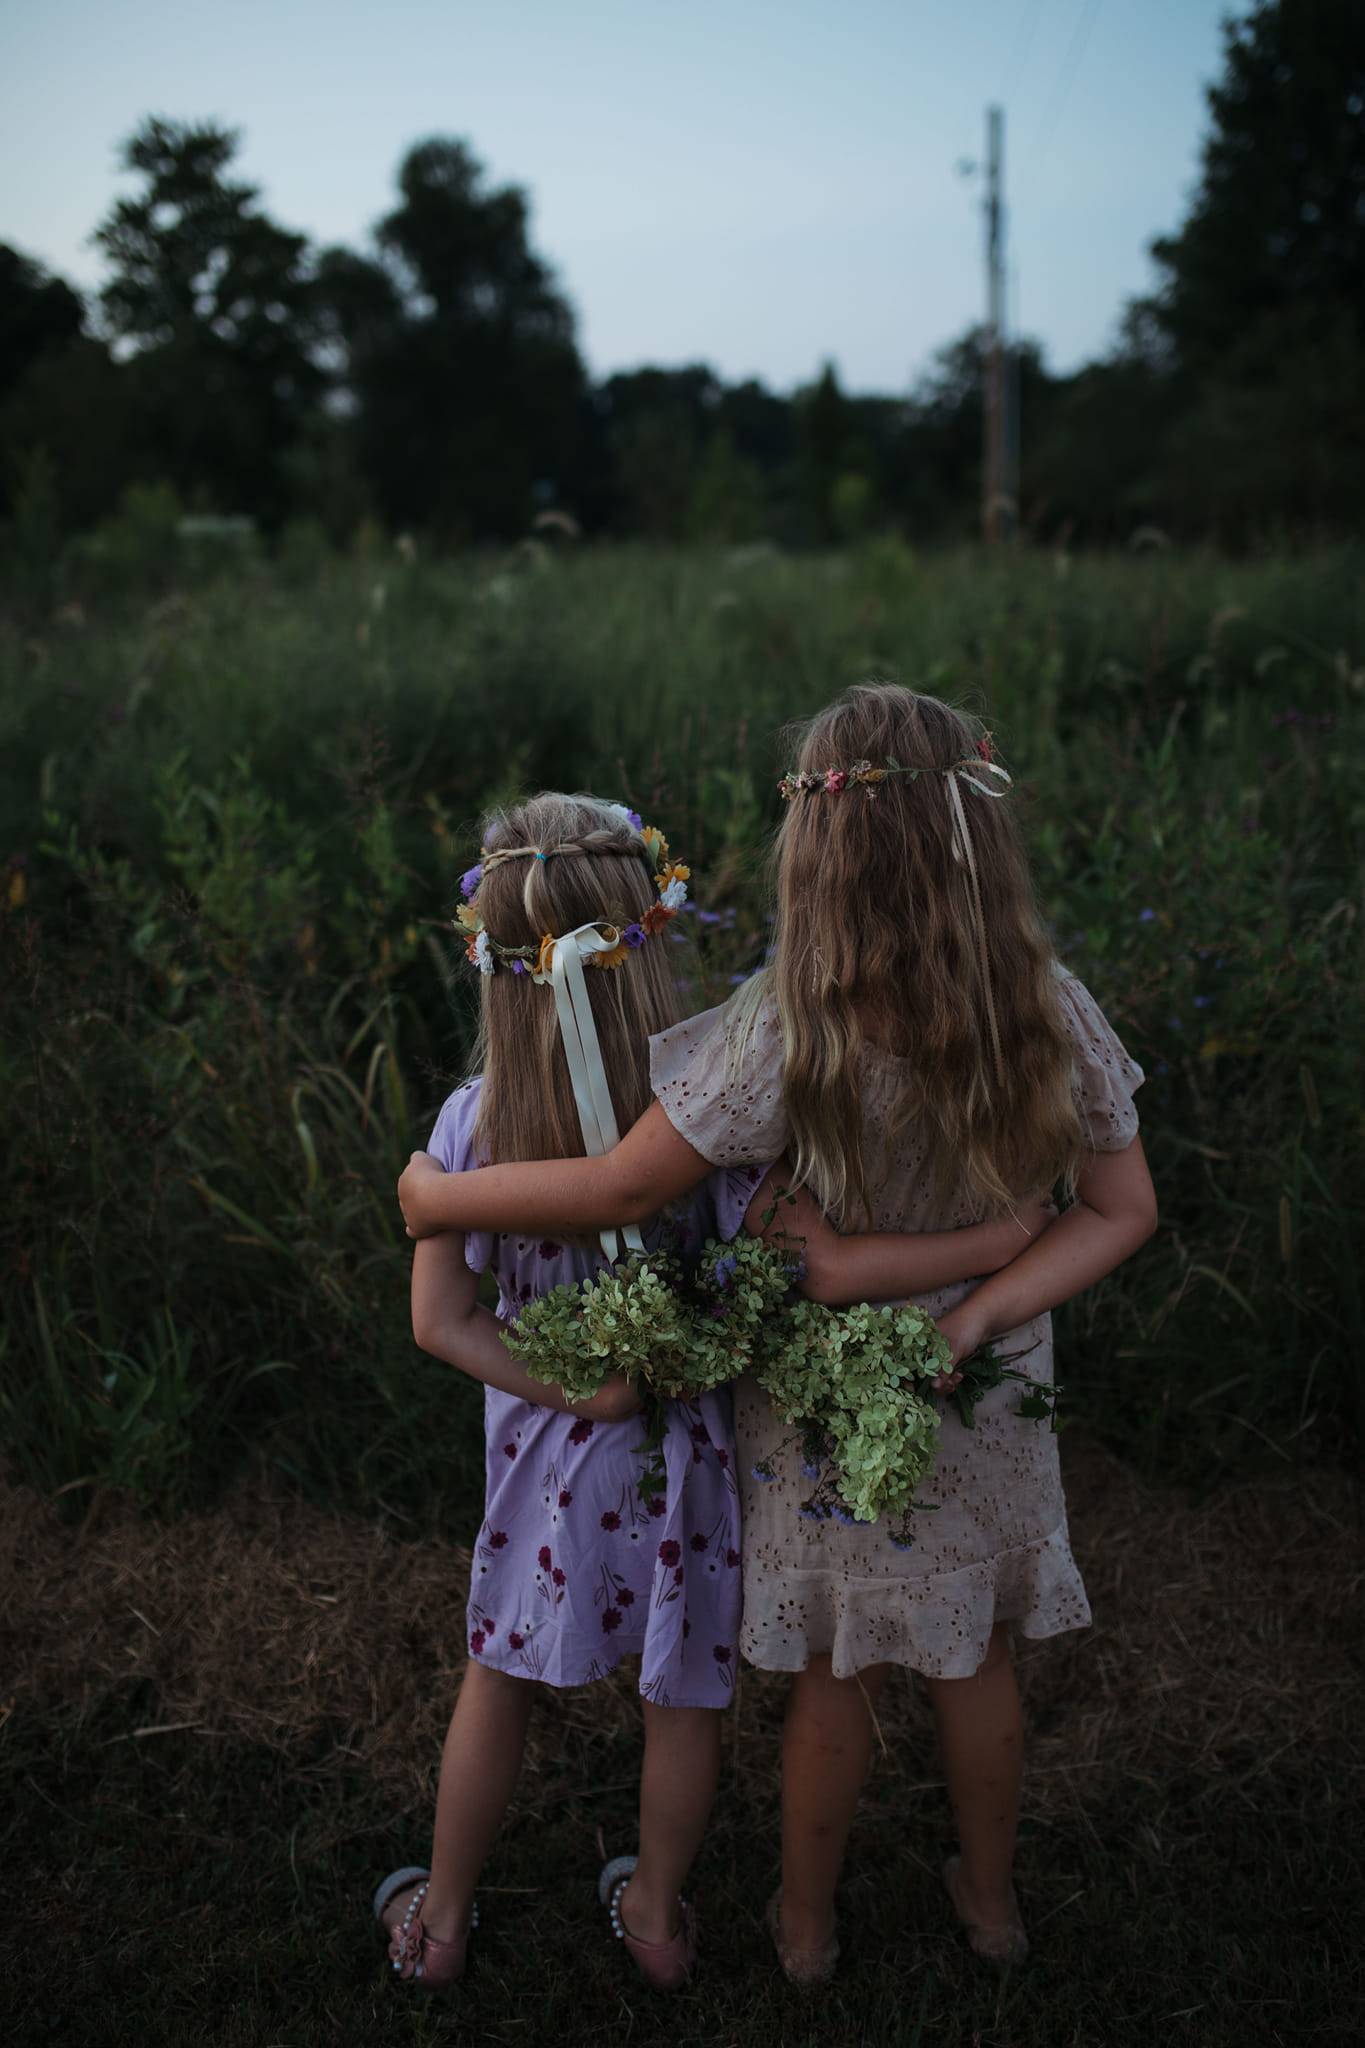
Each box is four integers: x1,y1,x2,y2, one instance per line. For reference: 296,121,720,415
2,539,1362,1510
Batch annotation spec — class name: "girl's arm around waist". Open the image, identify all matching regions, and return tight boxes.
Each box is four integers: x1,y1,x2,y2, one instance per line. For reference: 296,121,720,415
411,1236,641,1421
400,1100,711,1239
742,1167,1058,1304
935,1137,1158,1366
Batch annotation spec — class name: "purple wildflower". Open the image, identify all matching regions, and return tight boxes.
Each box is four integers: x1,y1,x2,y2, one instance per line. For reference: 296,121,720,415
460,863,483,899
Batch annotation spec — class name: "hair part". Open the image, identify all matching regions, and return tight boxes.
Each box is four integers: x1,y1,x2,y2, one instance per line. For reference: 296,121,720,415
742,681,1083,1223
470,793,684,1166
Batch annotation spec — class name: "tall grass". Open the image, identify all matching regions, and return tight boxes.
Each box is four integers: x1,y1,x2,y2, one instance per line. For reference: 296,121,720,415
2,537,1362,1516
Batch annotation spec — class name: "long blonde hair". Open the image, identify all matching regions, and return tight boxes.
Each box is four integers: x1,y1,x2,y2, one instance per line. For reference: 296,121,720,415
742,683,1082,1223
471,793,684,1165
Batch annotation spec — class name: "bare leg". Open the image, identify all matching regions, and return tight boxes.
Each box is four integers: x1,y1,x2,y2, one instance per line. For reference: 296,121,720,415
923,1623,1025,1945
618,1702,722,1943
778,1654,892,1951
382,1661,536,1944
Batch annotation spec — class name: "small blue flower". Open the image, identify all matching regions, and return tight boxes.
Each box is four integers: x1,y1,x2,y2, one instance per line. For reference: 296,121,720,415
623,922,646,948
750,1464,777,1484
712,1252,738,1289
1138,907,1156,923
831,1506,857,1527
626,808,643,831
460,863,483,899
890,1535,916,1553
698,909,722,926
728,972,749,985
800,1459,822,1480
1193,994,1213,1009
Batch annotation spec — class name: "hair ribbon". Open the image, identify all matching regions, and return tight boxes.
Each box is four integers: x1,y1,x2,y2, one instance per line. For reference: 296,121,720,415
943,758,1012,1090
547,923,647,1263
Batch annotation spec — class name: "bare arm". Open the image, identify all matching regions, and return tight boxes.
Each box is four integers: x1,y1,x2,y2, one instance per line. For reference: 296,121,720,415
399,1098,711,1239
411,1234,641,1421
742,1167,1055,1305
935,1137,1158,1365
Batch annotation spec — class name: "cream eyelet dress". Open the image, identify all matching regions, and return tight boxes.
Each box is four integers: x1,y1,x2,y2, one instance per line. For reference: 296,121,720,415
647,969,1144,1682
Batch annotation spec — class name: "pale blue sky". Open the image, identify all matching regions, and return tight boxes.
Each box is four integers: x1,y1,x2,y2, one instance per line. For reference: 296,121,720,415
0,0,1232,391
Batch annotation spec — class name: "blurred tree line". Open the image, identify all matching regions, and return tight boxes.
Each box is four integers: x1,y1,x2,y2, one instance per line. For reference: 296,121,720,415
2,0,1362,558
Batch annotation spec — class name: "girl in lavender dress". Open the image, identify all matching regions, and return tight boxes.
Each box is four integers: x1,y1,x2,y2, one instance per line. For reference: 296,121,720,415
375,790,1046,1996
399,691,1157,1984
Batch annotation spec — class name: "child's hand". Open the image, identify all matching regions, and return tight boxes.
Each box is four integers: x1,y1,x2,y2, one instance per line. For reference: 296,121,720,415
398,1151,449,1238
935,1298,990,1376
572,1376,643,1423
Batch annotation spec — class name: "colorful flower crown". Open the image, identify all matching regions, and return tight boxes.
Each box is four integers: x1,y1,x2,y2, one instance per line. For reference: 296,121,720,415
454,809,691,981
778,735,998,801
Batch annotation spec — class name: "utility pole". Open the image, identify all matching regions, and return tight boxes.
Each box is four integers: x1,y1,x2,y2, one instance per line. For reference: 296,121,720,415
981,105,1016,542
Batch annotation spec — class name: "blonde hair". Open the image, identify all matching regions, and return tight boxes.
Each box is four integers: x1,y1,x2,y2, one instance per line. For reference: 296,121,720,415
741,682,1083,1223
471,793,684,1165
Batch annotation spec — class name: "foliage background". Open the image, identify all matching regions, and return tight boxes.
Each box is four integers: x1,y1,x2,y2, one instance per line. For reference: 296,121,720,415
3,539,1361,1517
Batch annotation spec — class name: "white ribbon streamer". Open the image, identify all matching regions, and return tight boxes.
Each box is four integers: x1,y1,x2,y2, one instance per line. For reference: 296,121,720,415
944,760,1013,1090
548,923,646,1263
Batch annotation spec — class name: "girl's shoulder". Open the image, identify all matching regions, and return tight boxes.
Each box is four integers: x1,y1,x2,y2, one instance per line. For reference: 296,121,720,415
1050,965,1145,1151
426,1076,484,1172
649,982,787,1171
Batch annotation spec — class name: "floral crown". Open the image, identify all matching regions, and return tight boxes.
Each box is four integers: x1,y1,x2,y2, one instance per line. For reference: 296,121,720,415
778,734,999,800
454,806,691,981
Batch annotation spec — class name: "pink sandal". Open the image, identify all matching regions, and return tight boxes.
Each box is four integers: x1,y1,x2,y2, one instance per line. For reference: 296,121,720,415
599,1854,697,1992
373,1864,478,1991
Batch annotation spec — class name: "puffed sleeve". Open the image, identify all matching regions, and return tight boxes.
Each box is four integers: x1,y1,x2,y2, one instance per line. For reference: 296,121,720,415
649,990,790,1168
1055,971,1145,1152
425,1078,495,1274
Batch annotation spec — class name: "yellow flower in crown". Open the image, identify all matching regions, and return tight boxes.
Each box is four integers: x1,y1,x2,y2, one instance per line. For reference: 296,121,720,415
532,933,558,983
591,931,631,970
455,901,483,933
640,824,670,870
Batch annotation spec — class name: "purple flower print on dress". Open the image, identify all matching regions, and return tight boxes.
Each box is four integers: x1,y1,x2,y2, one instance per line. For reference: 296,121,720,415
568,1418,593,1445
658,1540,682,1567
508,1630,525,1649
618,1587,636,1607
503,1442,518,1459
488,1530,509,1549
601,1510,621,1531
558,1489,573,1508
602,1608,622,1634
725,1547,740,1568
470,1630,486,1655
713,1644,731,1664
648,1495,667,1518
552,1567,566,1587
538,1545,552,1570
689,1533,708,1553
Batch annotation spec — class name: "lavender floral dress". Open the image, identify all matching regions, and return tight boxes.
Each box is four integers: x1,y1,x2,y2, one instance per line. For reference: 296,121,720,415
428,1081,759,1710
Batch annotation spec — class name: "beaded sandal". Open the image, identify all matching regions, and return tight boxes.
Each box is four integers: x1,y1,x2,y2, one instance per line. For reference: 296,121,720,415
598,1853,698,1992
764,1889,840,1987
942,1854,1029,1969
373,1864,479,1991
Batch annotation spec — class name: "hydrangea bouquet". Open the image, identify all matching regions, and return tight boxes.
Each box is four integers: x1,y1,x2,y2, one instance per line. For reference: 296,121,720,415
505,1234,1058,1531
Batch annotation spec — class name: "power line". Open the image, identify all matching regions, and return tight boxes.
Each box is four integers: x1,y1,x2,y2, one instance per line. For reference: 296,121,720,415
1035,0,1103,164
1005,0,1046,94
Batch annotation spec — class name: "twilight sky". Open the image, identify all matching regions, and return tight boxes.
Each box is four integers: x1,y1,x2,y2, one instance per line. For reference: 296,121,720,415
0,0,1232,393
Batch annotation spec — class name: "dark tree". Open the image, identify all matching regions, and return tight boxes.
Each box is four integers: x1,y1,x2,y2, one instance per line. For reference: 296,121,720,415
94,117,324,520
0,246,84,400
320,139,585,538
1151,0,1365,371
